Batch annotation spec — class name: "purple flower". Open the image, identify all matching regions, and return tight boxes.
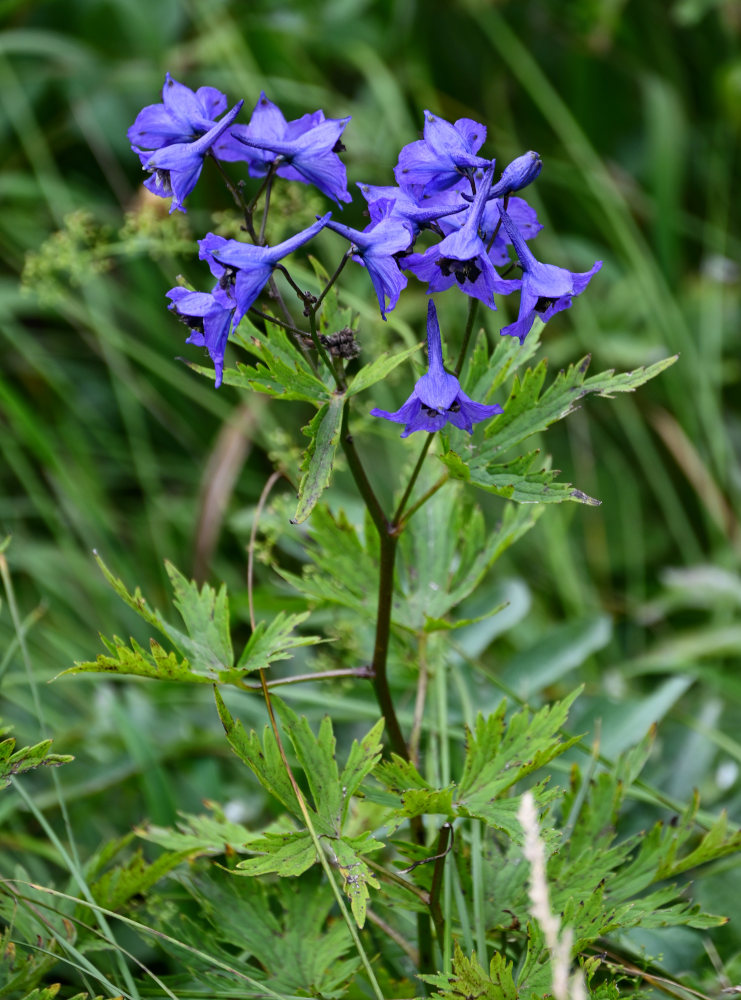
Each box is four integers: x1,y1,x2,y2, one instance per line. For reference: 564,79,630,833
403,166,521,308
438,195,543,267
215,92,351,205
357,183,467,237
167,287,235,388
127,73,228,151
324,201,414,318
371,300,503,437
497,204,602,343
394,111,491,199
488,151,542,199
137,100,244,213
200,214,332,324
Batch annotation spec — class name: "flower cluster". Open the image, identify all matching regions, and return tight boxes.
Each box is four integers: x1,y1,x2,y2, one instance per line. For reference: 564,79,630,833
128,76,602,427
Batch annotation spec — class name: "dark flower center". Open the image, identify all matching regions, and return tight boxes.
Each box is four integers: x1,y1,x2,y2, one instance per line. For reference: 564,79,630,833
218,267,237,294
174,313,204,334
535,296,557,313
421,404,443,417
438,257,482,284
151,168,173,194
332,139,346,154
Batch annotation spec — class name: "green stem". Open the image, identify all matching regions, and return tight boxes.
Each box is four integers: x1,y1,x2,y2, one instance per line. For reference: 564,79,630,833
308,309,344,389
393,433,436,525
315,249,353,311
399,473,450,528
454,296,481,376
257,165,276,246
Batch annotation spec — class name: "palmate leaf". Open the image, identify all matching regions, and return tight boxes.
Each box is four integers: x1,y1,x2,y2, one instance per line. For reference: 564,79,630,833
61,556,321,684
236,610,322,673
374,691,580,839
421,944,518,1000
439,449,601,505
137,803,292,855
483,352,678,458
457,690,582,823
224,318,334,404
278,505,378,616
441,351,677,504
215,692,384,924
169,867,360,998
0,734,72,789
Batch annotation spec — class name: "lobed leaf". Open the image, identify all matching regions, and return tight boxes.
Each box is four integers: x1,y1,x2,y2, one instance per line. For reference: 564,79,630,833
0,735,73,789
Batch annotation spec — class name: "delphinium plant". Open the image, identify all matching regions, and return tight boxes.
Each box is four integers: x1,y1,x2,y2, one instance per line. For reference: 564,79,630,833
37,75,741,999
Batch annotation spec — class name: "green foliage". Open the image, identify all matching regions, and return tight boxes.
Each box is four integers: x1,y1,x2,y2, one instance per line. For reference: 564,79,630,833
293,394,345,523
0,733,72,789
221,319,334,403
443,351,678,505
61,554,322,684
420,945,518,1000
216,690,384,925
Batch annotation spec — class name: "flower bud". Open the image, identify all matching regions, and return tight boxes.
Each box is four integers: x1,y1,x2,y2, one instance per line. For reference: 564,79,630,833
489,151,542,198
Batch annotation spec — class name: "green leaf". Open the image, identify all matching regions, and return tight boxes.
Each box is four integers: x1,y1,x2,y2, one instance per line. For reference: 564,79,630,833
457,689,582,824
329,835,381,928
278,505,377,616
0,735,73,789
90,848,193,911
292,393,346,524
346,341,422,397
62,557,319,684
461,319,543,401
225,317,333,403
421,944,518,1000
397,485,543,630
214,689,306,822
483,353,678,457
236,610,323,673
136,802,291,855
65,634,226,684
338,718,384,827
164,560,233,674
274,700,342,834
440,448,601,505
236,831,317,877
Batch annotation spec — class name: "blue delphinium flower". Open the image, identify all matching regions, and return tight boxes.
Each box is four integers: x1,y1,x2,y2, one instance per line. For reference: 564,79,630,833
215,92,352,205
199,213,332,324
167,286,235,388
403,166,521,308
357,183,467,237
137,100,244,213
394,111,491,199
213,92,321,170
371,300,503,437
127,73,228,151
438,194,542,267
497,203,602,343
323,201,414,319
488,151,542,199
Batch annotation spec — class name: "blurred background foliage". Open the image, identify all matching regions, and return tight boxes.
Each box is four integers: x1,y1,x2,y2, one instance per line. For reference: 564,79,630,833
1,0,740,994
